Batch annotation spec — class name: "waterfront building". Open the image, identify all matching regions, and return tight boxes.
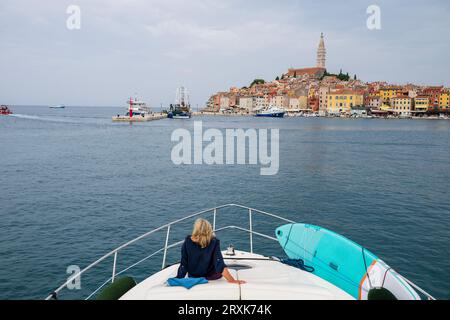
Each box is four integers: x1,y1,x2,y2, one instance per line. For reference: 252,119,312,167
206,34,449,118
288,97,300,112
208,94,223,111
438,91,449,112
422,86,443,111
308,96,319,112
308,87,317,100
219,95,230,111
413,96,429,113
288,95,308,112
238,96,254,113
327,90,364,114
319,86,331,114
298,96,308,111
270,95,288,109
380,86,402,104
253,95,269,111
287,97,308,113
367,96,382,110
391,96,412,116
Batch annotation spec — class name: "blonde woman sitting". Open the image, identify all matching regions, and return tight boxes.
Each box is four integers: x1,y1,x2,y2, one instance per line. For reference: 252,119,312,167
176,218,246,284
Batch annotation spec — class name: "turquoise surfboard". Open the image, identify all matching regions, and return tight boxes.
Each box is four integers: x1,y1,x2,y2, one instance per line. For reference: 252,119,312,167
276,224,420,300
276,224,378,299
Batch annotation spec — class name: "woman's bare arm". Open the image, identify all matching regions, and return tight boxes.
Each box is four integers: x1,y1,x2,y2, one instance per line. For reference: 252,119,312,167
222,268,246,284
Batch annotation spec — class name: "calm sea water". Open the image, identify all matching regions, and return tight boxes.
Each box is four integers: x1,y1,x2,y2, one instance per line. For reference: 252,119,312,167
0,106,449,299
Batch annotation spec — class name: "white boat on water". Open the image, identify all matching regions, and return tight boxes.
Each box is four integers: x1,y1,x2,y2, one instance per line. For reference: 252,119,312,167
112,97,154,122
46,204,435,300
50,105,66,109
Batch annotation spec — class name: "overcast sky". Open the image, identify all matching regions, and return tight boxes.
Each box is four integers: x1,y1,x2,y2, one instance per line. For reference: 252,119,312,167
0,0,449,107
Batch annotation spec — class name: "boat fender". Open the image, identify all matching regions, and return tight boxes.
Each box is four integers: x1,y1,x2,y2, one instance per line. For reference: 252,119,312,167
96,277,137,300
368,287,397,300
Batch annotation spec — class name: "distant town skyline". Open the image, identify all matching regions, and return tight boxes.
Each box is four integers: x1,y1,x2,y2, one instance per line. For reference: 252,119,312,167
0,0,449,107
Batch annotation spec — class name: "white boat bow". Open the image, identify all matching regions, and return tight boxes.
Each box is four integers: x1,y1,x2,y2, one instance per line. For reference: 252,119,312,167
45,204,435,301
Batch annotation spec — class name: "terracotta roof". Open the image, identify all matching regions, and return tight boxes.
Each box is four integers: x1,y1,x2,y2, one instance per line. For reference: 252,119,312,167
380,86,402,91
329,89,364,95
424,86,444,90
286,67,325,77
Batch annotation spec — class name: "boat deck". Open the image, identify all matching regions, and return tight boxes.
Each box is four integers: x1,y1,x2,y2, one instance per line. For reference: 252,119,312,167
120,251,353,300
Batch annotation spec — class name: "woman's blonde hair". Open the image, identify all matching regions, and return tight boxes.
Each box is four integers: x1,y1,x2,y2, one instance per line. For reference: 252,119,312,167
191,218,215,248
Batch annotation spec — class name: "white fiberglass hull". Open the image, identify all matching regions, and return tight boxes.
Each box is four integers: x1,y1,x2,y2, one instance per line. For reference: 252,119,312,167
120,250,353,300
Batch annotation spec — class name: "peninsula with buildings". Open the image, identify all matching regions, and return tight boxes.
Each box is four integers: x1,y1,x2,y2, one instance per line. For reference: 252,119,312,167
203,33,450,119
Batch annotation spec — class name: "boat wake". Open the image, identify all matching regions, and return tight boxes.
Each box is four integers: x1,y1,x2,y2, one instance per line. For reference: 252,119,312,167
10,114,82,124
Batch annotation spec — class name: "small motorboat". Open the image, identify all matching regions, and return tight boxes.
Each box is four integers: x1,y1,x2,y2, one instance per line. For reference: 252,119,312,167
167,105,191,119
0,105,12,115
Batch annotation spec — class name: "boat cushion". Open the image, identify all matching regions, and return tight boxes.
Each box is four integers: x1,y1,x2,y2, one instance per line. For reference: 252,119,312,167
120,265,240,300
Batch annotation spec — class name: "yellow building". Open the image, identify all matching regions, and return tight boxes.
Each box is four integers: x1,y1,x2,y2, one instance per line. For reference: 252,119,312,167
380,87,402,104
298,96,308,110
308,87,317,100
439,92,449,110
414,96,429,113
327,90,364,114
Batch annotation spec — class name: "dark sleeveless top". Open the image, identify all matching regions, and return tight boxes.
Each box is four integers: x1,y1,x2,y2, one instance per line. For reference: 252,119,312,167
176,236,226,279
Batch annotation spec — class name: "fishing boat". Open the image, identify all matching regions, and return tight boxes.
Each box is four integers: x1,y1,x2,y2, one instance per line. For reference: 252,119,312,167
255,106,285,118
168,87,192,119
0,105,12,115
46,204,435,300
112,97,155,122
50,105,66,109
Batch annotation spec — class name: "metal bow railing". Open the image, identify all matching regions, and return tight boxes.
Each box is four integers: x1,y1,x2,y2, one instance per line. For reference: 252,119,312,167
45,203,436,300
45,204,295,300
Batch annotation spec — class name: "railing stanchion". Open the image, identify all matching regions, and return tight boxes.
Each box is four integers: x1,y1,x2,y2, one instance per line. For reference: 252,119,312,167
112,251,118,283
249,209,253,253
45,204,299,300
213,208,217,231
162,225,171,269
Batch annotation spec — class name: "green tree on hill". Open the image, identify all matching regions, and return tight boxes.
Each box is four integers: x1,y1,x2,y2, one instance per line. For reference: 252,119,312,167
337,70,350,81
250,79,265,87
322,69,350,81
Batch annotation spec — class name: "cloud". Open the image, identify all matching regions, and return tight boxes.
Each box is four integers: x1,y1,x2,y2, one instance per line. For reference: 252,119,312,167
0,0,449,106
144,18,308,59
